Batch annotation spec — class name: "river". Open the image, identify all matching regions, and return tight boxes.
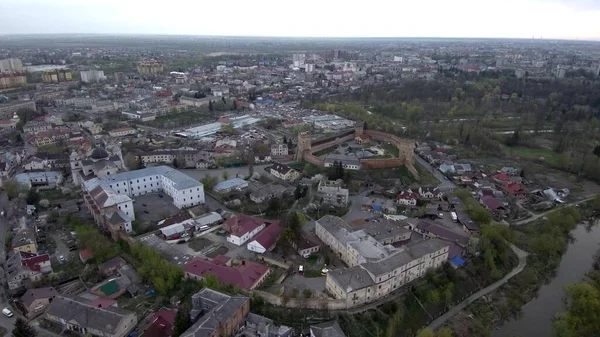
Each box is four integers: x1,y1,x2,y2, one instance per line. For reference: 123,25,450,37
494,223,600,337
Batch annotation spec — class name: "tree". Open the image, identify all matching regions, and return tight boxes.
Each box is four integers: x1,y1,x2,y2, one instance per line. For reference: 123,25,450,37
291,288,299,298
124,153,141,170
416,329,436,337
3,179,21,199
593,145,600,159
12,318,37,337
233,100,238,110
26,189,40,205
200,174,219,191
173,306,192,337
222,170,230,181
552,283,600,337
437,328,454,337
208,100,214,112
172,158,180,168
303,289,313,298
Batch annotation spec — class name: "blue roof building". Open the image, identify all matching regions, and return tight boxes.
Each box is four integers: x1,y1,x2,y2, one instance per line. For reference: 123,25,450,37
213,178,248,193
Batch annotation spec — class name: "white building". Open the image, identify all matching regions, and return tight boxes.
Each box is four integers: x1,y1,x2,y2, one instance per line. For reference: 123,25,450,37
80,70,106,83
271,143,289,157
316,215,449,308
268,163,300,181
108,127,137,137
81,165,205,237
225,214,267,246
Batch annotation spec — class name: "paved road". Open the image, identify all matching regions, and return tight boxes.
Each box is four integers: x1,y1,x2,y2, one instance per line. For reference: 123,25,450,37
427,244,529,331
413,155,456,190
342,189,373,222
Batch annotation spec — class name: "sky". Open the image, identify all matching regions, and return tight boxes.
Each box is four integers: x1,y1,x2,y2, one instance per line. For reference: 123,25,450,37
1,0,600,40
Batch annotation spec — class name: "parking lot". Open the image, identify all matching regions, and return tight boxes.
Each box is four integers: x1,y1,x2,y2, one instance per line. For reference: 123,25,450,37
137,234,195,266
133,193,181,223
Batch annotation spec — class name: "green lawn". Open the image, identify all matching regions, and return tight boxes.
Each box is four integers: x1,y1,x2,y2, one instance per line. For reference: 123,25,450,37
382,143,400,157
508,146,562,166
414,161,439,185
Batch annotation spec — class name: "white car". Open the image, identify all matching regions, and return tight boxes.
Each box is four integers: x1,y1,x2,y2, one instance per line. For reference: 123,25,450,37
59,255,67,263
299,265,304,273
2,308,14,317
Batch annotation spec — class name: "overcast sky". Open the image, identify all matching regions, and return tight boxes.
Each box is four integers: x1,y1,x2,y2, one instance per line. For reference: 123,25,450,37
1,0,599,40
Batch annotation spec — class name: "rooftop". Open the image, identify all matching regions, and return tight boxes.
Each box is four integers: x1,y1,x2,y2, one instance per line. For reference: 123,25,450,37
183,256,269,290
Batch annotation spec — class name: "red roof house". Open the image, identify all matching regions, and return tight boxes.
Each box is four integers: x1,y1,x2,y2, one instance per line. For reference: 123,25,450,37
501,181,527,199
246,221,283,254
224,214,268,246
140,309,176,337
21,253,51,273
183,255,270,290
79,249,94,263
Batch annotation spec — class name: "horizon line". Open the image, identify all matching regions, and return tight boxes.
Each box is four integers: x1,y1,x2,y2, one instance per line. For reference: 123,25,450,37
0,32,599,43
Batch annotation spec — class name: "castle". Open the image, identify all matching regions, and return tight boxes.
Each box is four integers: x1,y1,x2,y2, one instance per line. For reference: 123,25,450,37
296,122,419,179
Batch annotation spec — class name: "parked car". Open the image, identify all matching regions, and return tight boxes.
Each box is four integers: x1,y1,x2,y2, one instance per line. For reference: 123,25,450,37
2,308,14,317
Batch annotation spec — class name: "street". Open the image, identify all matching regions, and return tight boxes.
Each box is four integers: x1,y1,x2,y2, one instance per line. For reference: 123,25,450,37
414,155,456,190
0,190,15,332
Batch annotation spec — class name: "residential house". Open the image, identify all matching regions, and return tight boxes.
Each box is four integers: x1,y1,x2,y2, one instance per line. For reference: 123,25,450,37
6,252,52,292
480,196,507,214
254,155,272,163
438,163,455,174
181,288,249,337
12,228,37,254
108,127,137,137
317,180,349,207
418,186,443,200
310,321,347,337
138,309,176,337
224,214,268,246
247,222,284,254
454,163,472,174
249,184,287,203
213,178,248,194
244,313,292,337
292,236,321,257
19,287,59,319
271,143,289,157
501,167,520,176
361,197,397,214
98,257,127,276
268,162,300,181
45,296,138,337
501,181,527,199
396,191,419,206
183,255,270,291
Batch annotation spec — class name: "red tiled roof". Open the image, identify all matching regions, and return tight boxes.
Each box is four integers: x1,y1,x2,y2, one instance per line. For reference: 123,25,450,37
481,196,504,210
141,309,176,337
251,221,283,250
398,191,420,200
79,248,94,262
86,297,117,309
493,172,510,182
22,254,50,272
225,214,267,237
184,256,269,290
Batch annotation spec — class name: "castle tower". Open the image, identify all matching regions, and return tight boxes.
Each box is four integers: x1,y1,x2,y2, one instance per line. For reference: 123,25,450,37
355,121,364,137
296,132,312,161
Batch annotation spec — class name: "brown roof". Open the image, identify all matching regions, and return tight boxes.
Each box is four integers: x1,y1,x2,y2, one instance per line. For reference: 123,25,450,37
20,287,58,307
89,185,109,207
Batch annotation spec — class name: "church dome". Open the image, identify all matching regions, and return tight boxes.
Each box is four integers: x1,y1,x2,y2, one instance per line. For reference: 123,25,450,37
90,146,109,160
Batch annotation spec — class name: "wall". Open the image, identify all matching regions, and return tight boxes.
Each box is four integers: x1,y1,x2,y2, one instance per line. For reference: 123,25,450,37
360,158,405,169
252,290,348,310
310,133,355,154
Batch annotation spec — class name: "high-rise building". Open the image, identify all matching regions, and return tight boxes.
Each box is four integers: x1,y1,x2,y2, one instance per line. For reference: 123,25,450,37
554,65,566,79
42,69,73,83
595,64,600,77
80,70,106,83
0,58,23,73
292,53,306,67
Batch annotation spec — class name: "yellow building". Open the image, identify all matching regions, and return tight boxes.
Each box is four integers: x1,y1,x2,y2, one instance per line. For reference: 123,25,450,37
41,69,73,83
137,60,164,75
12,229,38,254
0,72,27,89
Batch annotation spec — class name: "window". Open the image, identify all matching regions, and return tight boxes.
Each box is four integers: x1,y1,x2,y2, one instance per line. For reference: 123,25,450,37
137,180,139,183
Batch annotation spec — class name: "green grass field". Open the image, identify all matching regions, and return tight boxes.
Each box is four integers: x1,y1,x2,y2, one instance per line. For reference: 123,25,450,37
508,146,562,166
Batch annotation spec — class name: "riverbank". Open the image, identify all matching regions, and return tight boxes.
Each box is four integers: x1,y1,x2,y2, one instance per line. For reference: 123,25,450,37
449,199,600,336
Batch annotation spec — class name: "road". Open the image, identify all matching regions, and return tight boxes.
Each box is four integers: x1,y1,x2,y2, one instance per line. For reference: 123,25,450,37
0,190,15,332
413,155,456,190
342,189,373,222
512,196,596,226
427,244,529,331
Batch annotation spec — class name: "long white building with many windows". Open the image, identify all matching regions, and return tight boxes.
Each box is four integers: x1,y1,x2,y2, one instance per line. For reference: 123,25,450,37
315,215,449,308
82,166,204,238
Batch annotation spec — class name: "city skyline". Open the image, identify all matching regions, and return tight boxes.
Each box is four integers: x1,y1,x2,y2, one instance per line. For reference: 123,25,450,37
1,0,600,41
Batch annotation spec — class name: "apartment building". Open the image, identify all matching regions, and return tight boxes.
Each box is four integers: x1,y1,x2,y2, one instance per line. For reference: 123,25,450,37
181,289,249,337
80,70,106,83
108,127,137,137
268,162,300,181
0,100,36,119
316,215,449,308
